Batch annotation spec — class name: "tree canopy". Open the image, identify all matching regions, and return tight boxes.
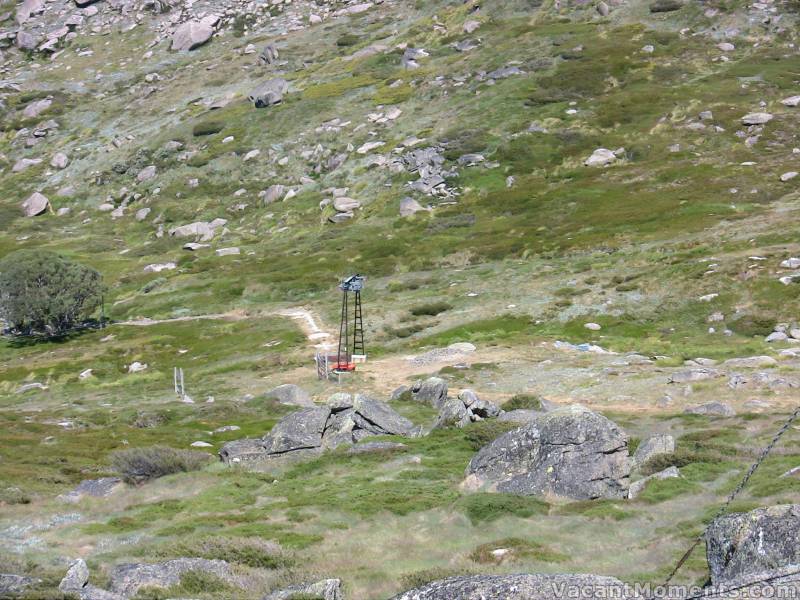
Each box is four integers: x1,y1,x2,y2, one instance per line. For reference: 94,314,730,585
0,249,104,336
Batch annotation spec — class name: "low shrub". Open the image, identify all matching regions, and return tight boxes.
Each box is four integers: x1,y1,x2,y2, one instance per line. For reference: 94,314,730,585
470,537,568,564
400,567,474,590
457,493,549,524
192,120,224,136
463,420,519,451
151,537,292,570
504,394,542,411
410,302,452,317
111,446,211,485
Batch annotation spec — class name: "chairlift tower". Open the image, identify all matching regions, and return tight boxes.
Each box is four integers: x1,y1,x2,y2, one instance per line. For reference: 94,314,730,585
335,274,366,372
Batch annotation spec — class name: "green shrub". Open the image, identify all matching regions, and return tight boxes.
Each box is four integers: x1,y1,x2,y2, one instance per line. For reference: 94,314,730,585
336,33,361,46
470,537,568,564
111,446,211,485
410,302,452,317
650,0,684,12
457,493,549,524
192,120,224,136
729,314,776,337
151,537,292,569
504,394,542,411
0,249,104,336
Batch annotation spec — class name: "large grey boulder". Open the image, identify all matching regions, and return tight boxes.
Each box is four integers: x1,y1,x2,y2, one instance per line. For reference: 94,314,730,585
391,573,635,600
262,407,330,454
249,78,288,108
632,434,675,468
171,17,217,51
110,559,237,597
219,438,270,464
262,578,342,600
464,405,631,500
706,505,800,586
411,377,448,408
435,397,471,429
264,383,312,406
59,560,123,600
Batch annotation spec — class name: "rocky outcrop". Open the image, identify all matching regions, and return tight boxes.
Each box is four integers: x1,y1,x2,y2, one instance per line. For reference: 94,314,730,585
706,504,800,586
0,574,39,597
434,390,502,428
464,405,631,500
411,377,448,408
391,573,635,600
220,394,419,464
109,558,238,597
262,578,342,600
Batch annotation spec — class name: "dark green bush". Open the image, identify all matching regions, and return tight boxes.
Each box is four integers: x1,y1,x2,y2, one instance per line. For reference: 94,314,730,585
410,302,452,317
192,120,224,136
504,394,542,411
111,446,211,485
0,250,103,336
463,420,520,451
729,314,776,337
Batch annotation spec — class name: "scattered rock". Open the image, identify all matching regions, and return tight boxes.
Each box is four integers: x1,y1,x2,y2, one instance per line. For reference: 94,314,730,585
741,112,773,125
585,148,618,167
0,574,39,597
127,362,148,374
215,247,240,257
59,559,89,593
136,165,157,182
399,196,427,217
668,368,722,383
249,78,288,108
21,192,49,217
628,466,680,499
169,219,227,241
50,152,69,169
684,402,736,417
723,356,777,368
464,405,631,500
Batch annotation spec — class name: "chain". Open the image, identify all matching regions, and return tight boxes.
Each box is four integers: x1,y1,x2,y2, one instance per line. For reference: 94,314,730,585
662,405,800,586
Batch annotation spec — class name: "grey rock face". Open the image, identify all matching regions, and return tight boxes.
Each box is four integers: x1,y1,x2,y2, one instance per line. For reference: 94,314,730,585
219,438,274,464
434,397,471,429
391,573,635,600
685,402,736,417
465,405,631,500
411,377,448,408
668,368,722,383
706,504,800,586
262,578,342,600
264,383,312,406
263,407,330,454
632,434,675,468
250,78,288,108
110,558,237,597
498,409,542,423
